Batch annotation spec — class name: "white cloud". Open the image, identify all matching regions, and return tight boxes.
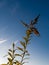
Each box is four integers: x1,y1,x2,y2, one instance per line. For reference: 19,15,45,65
0,40,7,44
14,40,19,44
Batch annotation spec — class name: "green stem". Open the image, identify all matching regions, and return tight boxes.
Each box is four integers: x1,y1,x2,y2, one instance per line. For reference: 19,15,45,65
21,34,30,65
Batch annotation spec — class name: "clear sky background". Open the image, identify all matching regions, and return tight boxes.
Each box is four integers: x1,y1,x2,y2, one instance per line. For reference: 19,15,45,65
0,0,49,65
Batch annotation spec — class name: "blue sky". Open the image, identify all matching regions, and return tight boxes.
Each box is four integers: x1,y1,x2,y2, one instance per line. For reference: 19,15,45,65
0,0,49,65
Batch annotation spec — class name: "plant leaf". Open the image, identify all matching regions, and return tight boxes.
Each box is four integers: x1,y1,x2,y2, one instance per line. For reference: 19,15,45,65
22,62,28,65
17,47,24,52
8,58,12,62
23,58,29,60
7,62,9,65
33,28,40,36
9,49,12,52
32,14,40,25
25,50,28,53
25,53,30,56
8,52,12,58
15,54,22,57
20,41,26,48
13,62,16,64
12,43,15,49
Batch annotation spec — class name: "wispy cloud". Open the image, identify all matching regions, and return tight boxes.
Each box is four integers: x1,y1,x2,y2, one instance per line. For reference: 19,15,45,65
14,40,19,44
0,40,7,44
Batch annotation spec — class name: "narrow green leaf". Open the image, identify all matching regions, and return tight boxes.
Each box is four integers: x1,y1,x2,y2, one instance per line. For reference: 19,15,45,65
15,54,22,57
12,43,15,48
23,37,28,41
7,62,9,65
25,50,28,53
25,53,30,56
8,52,12,58
9,49,12,52
23,37,31,45
13,62,16,64
8,58,12,62
22,62,28,65
20,41,26,48
23,58,29,60
17,47,24,52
